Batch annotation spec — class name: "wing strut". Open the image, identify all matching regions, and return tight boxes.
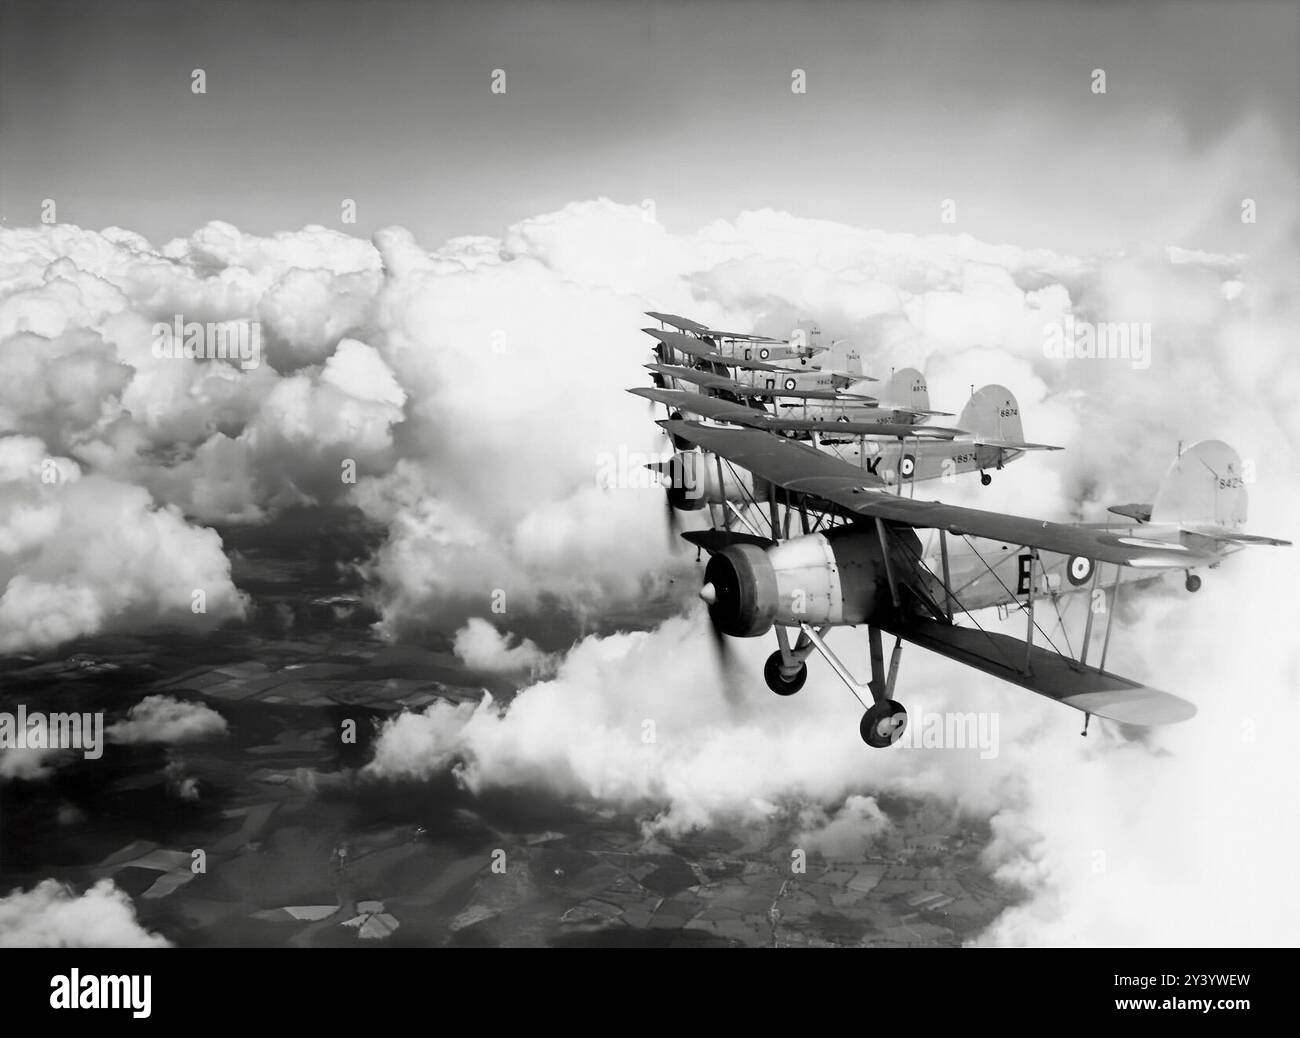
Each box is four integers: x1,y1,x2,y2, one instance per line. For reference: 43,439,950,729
1099,562,1123,672
1079,561,1104,666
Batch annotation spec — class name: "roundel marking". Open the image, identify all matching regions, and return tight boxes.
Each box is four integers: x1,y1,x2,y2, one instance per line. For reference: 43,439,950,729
760,348,770,360
837,414,850,423
783,377,797,391
1067,555,1094,586
900,454,915,478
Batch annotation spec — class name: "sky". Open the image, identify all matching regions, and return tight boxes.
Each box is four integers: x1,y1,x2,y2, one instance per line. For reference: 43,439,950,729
2,0,1296,254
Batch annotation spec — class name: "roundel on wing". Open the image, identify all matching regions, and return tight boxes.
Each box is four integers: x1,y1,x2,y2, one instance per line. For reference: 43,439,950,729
900,454,915,478
837,414,850,423
783,377,797,391
760,348,770,360
1067,555,1094,586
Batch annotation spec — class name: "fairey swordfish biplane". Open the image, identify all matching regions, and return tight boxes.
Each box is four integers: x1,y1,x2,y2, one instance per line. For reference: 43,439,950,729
631,314,1289,747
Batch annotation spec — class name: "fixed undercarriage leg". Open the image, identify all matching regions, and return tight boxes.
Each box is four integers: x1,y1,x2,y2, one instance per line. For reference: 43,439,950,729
799,624,909,748
764,625,821,696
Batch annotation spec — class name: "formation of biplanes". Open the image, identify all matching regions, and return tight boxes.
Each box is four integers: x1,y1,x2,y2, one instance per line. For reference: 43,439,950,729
629,312,1289,747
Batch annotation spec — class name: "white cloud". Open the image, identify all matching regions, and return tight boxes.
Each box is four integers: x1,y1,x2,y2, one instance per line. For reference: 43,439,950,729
1,198,1295,947
107,696,229,745
453,618,556,677
0,438,247,652
0,879,171,947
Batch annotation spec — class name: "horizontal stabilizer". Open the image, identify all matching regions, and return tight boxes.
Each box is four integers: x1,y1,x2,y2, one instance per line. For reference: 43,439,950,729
973,438,1064,452
1180,525,1292,547
817,368,881,382
1108,502,1152,523
882,618,1197,725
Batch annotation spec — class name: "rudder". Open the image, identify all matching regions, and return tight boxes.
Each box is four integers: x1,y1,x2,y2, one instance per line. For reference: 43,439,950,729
1149,440,1247,529
958,385,1024,443
882,367,930,413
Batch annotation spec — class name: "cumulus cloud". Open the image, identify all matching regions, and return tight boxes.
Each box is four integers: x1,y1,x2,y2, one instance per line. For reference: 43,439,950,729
9,200,1289,649
0,879,171,947
106,696,228,745
0,437,247,652
796,796,893,861
453,617,557,677
2,197,1296,947
0,746,65,781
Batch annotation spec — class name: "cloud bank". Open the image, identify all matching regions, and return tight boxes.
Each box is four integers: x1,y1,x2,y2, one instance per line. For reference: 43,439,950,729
2,196,1295,946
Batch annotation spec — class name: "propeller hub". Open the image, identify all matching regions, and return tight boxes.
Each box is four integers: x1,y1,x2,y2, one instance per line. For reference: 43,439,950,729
699,582,718,605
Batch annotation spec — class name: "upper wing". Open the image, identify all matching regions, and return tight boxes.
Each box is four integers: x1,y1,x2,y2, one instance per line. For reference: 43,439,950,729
699,328,786,343
757,417,966,438
662,420,1220,569
631,387,767,424
631,388,955,438
645,312,709,334
643,329,792,371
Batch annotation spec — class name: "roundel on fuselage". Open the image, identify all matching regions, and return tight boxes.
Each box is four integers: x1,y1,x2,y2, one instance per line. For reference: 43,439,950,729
783,377,797,391
1067,555,1094,586
900,455,915,478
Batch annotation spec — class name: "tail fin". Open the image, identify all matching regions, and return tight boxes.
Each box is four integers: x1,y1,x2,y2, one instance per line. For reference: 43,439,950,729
880,367,931,413
959,385,1024,443
1146,440,1289,546
1150,440,1247,529
790,318,822,354
958,385,1061,451
813,339,864,378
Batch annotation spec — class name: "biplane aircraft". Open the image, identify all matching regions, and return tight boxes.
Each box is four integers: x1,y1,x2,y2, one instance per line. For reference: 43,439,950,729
632,379,1059,491
644,328,866,396
631,350,1288,744
646,311,822,366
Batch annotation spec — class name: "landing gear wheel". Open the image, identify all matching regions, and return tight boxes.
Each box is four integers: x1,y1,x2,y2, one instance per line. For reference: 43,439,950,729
764,651,807,696
859,700,908,748
1185,573,1202,593
980,472,992,486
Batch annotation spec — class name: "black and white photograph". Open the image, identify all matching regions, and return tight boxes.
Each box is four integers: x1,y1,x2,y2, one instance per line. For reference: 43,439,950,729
0,0,1295,997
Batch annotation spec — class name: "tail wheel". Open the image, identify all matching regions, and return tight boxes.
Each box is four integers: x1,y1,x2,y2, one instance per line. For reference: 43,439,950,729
763,651,807,696
1185,573,1202,592
859,700,908,748
980,472,992,486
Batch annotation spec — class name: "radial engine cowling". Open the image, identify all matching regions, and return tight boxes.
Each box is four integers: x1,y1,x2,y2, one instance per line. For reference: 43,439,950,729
701,526,905,636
